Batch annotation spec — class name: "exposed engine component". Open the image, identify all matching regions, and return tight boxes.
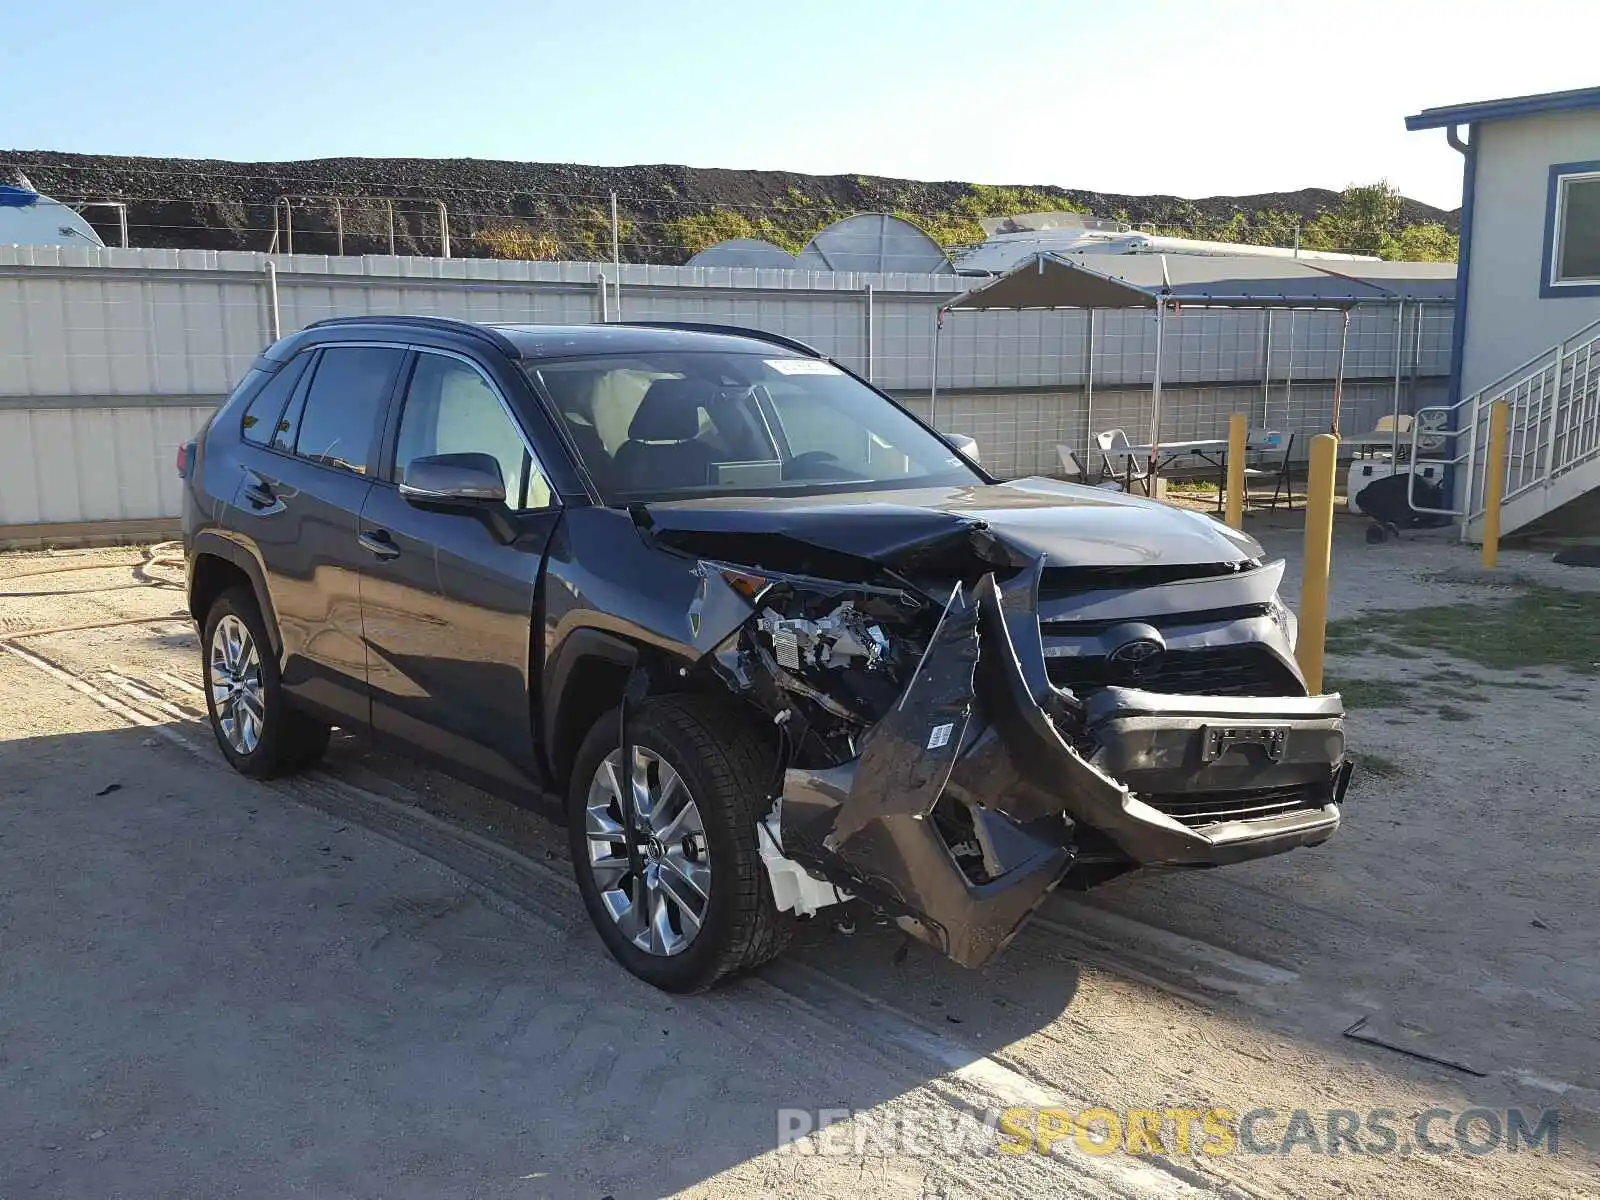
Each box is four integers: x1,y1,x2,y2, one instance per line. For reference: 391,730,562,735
757,601,890,672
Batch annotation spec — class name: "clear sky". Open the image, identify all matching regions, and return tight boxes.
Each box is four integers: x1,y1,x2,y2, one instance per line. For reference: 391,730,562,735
4,0,1596,210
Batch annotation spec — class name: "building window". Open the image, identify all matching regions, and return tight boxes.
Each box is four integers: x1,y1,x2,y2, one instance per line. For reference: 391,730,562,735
1543,161,1600,296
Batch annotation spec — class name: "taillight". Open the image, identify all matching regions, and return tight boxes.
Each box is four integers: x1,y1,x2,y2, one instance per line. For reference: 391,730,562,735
176,440,196,478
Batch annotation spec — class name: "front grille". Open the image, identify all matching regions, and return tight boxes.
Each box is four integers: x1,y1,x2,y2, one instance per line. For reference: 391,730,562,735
1144,784,1324,830
1040,603,1271,637
1038,561,1255,601
1045,643,1299,698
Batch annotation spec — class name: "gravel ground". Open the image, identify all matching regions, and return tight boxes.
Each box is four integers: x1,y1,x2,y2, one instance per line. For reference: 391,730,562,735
2,524,1597,1199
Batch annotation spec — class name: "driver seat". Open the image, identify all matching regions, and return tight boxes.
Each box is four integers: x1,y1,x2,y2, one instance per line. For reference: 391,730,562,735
614,379,716,491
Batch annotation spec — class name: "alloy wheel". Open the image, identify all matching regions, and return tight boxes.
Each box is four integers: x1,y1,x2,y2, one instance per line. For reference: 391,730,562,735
209,613,266,754
584,745,712,957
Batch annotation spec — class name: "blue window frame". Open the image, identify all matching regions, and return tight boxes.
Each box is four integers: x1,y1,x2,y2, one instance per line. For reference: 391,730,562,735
1541,159,1600,298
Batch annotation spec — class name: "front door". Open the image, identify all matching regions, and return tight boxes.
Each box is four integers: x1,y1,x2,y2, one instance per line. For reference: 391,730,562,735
229,343,407,726
357,349,562,786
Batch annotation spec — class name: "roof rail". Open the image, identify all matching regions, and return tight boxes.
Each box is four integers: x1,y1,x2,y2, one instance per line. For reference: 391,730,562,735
305,314,519,356
613,321,824,358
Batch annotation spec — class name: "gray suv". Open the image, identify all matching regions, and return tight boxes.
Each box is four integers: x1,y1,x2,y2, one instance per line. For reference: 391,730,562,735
181,316,1350,992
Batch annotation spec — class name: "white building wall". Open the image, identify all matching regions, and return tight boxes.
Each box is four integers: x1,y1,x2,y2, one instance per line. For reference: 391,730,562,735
1462,109,1600,395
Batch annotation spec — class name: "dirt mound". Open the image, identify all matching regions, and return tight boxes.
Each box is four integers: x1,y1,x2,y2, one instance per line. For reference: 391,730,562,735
0,150,1456,263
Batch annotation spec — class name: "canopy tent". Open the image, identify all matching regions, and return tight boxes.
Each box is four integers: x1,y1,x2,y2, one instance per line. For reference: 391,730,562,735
935,252,1456,483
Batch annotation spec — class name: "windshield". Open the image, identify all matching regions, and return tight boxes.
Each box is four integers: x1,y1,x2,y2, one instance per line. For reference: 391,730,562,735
524,351,982,503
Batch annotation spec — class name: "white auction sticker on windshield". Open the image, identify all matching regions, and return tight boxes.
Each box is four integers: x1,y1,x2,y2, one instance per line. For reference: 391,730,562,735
766,358,842,375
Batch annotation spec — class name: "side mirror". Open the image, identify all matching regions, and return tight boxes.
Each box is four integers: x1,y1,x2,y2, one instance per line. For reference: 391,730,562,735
947,433,981,464
399,452,506,510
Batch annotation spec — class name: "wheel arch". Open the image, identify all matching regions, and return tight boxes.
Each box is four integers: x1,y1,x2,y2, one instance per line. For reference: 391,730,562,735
188,533,282,659
543,629,640,792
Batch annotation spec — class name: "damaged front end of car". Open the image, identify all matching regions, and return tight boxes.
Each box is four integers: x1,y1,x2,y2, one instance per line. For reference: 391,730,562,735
653,507,1352,971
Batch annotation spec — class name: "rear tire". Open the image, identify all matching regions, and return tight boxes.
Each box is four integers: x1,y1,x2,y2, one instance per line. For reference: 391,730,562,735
201,587,330,778
567,694,790,992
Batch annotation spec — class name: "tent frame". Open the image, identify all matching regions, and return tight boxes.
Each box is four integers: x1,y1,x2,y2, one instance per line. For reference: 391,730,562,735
929,252,1433,491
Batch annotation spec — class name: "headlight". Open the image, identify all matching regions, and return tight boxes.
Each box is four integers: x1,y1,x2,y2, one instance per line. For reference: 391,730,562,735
1268,592,1299,650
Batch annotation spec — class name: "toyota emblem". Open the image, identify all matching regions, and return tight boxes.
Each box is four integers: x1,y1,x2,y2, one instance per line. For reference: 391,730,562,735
1107,637,1165,681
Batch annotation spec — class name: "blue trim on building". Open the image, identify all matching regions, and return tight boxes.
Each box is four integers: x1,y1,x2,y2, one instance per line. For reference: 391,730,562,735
1406,87,1600,131
1540,159,1600,299
1445,124,1478,405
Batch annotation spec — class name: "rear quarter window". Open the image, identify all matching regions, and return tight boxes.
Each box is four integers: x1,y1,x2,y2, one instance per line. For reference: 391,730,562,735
239,353,311,445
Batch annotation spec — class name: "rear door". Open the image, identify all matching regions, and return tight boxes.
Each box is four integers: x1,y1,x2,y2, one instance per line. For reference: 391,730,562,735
229,343,406,725
356,348,562,785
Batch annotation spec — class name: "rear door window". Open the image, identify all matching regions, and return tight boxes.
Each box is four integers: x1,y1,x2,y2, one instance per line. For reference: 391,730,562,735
240,353,311,446
290,346,406,475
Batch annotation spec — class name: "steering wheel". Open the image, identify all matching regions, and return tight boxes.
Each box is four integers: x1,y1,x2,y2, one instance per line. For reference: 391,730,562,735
782,450,858,481
786,450,839,470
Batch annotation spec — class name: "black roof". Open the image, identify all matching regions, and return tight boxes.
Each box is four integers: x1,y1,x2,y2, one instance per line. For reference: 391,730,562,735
298,316,819,361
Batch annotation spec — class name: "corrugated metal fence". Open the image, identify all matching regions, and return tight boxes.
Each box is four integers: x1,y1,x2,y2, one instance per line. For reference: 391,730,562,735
0,246,1452,533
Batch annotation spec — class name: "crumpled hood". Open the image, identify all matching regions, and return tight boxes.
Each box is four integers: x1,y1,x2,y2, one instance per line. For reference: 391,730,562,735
640,476,1262,571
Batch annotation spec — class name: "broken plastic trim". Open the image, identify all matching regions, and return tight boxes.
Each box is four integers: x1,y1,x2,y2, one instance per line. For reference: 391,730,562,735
777,578,1072,968
773,566,1346,969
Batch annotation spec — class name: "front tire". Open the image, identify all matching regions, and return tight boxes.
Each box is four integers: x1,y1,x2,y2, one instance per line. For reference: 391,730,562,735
567,694,790,992
202,587,330,778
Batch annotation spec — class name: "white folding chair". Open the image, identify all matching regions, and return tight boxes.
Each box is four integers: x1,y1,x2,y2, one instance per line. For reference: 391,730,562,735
1094,429,1147,488
1242,429,1295,512
1056,445,1087,481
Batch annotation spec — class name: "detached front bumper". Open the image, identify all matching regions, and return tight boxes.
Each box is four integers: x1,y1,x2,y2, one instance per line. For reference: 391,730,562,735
777,570,1349,969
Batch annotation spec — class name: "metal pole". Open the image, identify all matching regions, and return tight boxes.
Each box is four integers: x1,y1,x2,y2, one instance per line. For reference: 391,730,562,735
610,191,622,319
1283,310,1295,425
1414,300,1427,422
1540,335,1566,488
117,203,129,250
930,307,942,427
1482,399,1510,566
1149,297,1165,492
1296,433,1338,693
1083,308,1095,476
333,198,344,257
386,200,396,256
1293,222,1301,258
436,201,451,259
610,191,621,269
1391,299,1405,460
597,272,610,323
1331,308,1350,435
1261,309,1274,428
1459,392,1481,544
285,199,294,256
264,261,281,342
863,284,874,383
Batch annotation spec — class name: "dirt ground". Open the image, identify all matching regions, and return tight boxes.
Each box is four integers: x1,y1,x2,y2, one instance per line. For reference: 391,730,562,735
2,516,1598,1199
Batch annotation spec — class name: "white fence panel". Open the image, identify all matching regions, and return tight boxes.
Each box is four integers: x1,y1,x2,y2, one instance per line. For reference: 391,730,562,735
0,247,1454,532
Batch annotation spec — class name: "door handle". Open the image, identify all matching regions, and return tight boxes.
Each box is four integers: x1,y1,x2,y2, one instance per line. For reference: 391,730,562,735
357,529,400,560
242,480,279,510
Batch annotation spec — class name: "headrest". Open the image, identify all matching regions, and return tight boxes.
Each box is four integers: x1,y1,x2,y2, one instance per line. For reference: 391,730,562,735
542,371,592,420
629,378,708,442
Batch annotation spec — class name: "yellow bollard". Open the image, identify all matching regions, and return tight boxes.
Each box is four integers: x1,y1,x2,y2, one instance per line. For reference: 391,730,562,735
1296,433,1338,694
1481,400,1510,569
1224,412,1247,530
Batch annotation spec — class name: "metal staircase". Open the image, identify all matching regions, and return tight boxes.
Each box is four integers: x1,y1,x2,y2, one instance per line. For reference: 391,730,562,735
1409,314,1600,542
